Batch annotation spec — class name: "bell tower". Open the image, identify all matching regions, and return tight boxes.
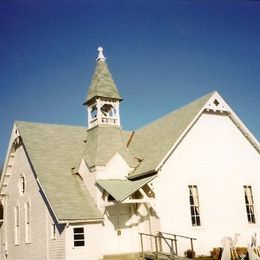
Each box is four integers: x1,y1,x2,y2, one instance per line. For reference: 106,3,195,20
83,47,122,129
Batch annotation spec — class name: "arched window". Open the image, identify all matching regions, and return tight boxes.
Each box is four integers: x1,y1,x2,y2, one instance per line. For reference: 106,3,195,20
0,204,3,222
25,201,31,243
14,205,20,245
18,175,25,195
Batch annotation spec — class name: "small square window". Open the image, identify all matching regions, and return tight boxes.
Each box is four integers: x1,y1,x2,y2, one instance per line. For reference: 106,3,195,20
73,227,85,247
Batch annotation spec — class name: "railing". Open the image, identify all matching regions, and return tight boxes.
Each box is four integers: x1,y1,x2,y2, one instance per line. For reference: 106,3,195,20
159,231,197,257
139,232,197,260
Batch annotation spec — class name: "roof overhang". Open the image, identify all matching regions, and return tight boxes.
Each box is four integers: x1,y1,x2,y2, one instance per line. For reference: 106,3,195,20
155,91,260,173
96,175,156,203
58,218,104,224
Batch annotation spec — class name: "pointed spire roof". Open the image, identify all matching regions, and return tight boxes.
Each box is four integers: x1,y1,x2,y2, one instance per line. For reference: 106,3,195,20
84,47,122,105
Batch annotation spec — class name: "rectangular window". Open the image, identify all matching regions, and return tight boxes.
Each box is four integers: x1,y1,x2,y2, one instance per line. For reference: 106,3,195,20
51,224,56,240
73,227,85,247
25,202,31,243
14,206,20,245
244,185,256,224
188,185,201,227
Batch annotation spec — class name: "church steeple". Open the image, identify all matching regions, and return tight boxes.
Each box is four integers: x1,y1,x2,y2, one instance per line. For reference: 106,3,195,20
84,47,122,129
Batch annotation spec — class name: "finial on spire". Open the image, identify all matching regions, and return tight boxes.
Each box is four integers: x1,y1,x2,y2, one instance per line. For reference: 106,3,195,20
96,47,106,61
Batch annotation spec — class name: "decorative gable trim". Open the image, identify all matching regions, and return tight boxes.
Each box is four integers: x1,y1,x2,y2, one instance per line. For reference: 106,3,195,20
0,124,21,196
227,111,259,152
156,91,259,173
204,92,231,113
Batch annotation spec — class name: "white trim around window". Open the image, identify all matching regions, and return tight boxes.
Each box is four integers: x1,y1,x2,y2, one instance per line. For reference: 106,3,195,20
14,205,20,245
73,227,85,247
24,201,31,243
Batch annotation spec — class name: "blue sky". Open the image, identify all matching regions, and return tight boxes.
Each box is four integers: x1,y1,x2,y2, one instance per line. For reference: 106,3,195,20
0,0,259,165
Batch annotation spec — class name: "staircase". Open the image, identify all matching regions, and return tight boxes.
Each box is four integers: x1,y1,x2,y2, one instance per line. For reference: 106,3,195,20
103,231,196,260
103,252,142,260
144,252,190,260
103,252,191,260
139,232,196,260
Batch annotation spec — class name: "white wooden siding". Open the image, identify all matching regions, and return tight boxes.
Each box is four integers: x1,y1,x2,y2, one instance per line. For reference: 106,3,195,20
3,145,65,259
155,113,260,256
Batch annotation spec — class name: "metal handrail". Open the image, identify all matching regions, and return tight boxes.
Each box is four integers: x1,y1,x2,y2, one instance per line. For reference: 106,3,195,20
140,232,176,260
140,232,196,260
159,231,197,258
157,233,176,258
159,231,197,240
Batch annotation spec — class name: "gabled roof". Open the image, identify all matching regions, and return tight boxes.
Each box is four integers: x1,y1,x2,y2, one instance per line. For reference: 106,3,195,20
83,125,138,168
15,121,102,222
84,60,122,105
3,90,258,223
96,175,155,202
128,92,215,178
127,91,260,179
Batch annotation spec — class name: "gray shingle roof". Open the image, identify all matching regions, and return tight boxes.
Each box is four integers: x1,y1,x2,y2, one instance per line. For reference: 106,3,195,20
83,125,138,168
96,175,155,202
16,121,103,222
14,91,215,221
128,92,215,178
84,60,122,105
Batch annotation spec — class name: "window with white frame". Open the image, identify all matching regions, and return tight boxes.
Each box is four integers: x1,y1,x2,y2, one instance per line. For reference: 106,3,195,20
25,201,31,243
73,227,85,247
188,185,201,227
244,185,256,224
51,224,56,240
14,206,20,245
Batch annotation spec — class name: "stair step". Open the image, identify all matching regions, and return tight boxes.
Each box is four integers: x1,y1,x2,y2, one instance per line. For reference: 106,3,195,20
144,252,191,260
103,252,142,260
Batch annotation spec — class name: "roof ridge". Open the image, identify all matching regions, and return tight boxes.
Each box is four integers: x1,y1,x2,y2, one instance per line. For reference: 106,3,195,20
127,91,215,178
134,91,215,132
16,120,87,129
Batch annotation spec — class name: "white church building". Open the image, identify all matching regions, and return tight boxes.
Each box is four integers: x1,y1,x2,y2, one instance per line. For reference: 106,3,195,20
0,48,259,260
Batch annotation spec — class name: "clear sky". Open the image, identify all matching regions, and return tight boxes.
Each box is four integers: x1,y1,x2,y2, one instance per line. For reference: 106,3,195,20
0,0,259,165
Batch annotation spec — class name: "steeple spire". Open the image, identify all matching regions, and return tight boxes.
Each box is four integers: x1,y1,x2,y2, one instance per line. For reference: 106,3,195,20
96,47,106,62
84,47,122,129
83,47,122,106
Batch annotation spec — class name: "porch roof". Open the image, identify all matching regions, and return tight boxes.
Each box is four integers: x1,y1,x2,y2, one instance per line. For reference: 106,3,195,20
96,175,155,202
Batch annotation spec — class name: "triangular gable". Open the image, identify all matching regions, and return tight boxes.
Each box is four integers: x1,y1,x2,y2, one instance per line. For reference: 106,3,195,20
128,92,214,178
83,125,139,169
100,152,133,180
5,121,103,222
204,92,259,150
0,124,21,196
128,91,259,179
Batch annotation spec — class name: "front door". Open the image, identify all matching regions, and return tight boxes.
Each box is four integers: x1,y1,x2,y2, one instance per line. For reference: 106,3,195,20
105,204,138,254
